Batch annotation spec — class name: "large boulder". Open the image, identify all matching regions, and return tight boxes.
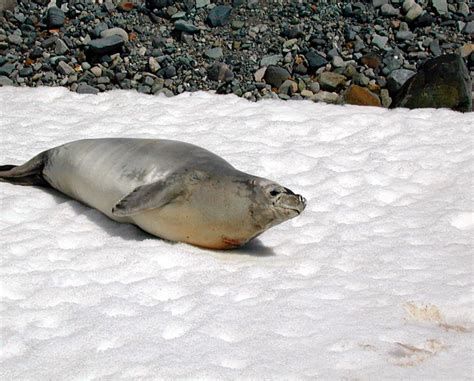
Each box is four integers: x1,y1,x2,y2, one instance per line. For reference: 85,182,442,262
391,54,472,112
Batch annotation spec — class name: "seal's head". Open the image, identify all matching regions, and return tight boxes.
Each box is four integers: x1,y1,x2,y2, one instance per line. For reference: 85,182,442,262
183,174,306,249
246,177,306,231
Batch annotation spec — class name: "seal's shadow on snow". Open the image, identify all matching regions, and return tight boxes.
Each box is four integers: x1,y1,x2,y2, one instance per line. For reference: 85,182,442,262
47,189,276,255
227,239,275,257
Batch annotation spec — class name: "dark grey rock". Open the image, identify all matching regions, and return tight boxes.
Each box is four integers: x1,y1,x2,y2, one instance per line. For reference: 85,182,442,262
431,0,448,15
463,21,474,36
264,65,290,88
372,34,389,49
8,33,22,45
305,51,328,72
42,36,57,49
55,38,68,55
30,47,43,59
0,75,14,86
93,22,108,38
89,35,125,56
412,12,434,27
380,4,399,16
46,7,65,28
101,28,129,42
103,1,116,14
391,54,472,112
163,65,176,78
429,39,441,56
57,61,75,75
174,20,199,33
97,76,110,84
137,85,151,94
373,0,389,7
207,5,232,27
143,76,154,87
207,62,234,82
196,0,210,8
0,63,15,76
146,0,172,10
76,83,99,94
19,67,33,77
386,68,416,93
396,31,415,41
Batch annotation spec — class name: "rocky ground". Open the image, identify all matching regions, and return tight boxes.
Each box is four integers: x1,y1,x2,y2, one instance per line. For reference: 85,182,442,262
0,0,472,110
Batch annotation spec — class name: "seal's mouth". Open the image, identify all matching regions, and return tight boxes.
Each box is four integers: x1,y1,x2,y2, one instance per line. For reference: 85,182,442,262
276,193,306,215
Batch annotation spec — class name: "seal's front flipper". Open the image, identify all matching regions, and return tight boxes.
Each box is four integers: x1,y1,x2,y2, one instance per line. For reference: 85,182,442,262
0,152,50,187
111,176,186,217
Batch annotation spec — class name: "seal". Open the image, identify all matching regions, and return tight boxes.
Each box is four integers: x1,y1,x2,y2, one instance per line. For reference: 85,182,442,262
0,138,306,249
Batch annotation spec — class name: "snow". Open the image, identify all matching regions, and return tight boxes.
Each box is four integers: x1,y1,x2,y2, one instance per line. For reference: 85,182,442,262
0,87,473,380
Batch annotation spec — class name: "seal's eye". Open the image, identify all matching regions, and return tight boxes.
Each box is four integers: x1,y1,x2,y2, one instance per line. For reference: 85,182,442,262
269,190,280,197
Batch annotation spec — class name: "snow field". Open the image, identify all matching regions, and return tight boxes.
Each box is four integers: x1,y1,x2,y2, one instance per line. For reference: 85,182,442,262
0,87,473,379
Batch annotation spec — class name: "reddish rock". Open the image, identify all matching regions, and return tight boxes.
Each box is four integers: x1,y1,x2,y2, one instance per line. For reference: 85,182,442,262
361,52,381,70
344,85,381,107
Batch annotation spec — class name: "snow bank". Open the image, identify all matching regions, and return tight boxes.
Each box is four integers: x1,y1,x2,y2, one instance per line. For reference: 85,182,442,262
1,87,472,379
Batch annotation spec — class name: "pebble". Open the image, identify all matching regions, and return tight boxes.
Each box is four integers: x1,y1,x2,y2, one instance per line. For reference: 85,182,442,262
0,75,14,86
261,54,282,67
89,35,125,56
148,57,160,73
380,4,399,17
204,47,223,59
372,34,389,49
7,34,22,45
0,63,16,76
46,7,65,29
55,39,68,55
207,5,232,27
254,67,266,82
278,79,298,96
174,20,199,34
305,50,328,72
311,91,340,104
57,61,75,76
101,28,129,43
396,31,415,41
432,0,448,16
76,83,99,94
196,0,210,9
207,62,234,82
264,65,290,88
318,72,347,91
405,3,423,21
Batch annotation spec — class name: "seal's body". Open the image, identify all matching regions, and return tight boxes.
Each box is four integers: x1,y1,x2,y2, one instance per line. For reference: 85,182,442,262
0,139,306,249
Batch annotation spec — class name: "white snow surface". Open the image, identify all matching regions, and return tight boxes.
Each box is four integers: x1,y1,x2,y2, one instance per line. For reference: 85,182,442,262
0,87,473,380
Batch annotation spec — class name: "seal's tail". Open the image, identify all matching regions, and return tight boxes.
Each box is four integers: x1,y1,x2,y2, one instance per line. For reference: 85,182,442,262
0,152,50,187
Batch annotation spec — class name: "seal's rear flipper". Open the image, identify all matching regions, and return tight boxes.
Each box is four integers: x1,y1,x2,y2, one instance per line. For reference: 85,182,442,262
0,152,50,187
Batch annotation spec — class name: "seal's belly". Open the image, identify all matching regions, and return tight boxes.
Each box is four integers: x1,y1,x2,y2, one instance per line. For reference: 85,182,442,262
132,205,253,249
